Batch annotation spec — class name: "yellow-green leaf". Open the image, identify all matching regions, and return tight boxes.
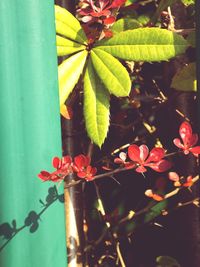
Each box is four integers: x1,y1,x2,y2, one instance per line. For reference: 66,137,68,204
55,5,87,44
171,63,197,92
56,35,86,56
181,0,194,6
84,59,110,147
91,48,131,97
58,50,88,106
111,18,141,33
96,28,188,62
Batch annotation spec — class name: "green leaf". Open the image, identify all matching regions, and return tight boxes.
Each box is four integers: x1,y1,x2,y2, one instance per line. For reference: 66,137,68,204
186,31,196,47
171,63,197,92
125,0,137,6
137,15,150,25
156,256,181,267
90,48,131,97
111,18,141,33
181,0,195,6
55,5,87,44
58,50,88,106
84,59,110,147
56,35,86,56
144,200,167,223
96,28,188,62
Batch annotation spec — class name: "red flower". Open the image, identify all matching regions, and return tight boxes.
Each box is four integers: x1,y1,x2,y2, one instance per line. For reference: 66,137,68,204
38,156,72,182
114,152,135,169
145,189,164,201
168,172,194,187
78,0,125,25
128,144,171,173
110,0,126,8
173,121,200,157
73,154,97,181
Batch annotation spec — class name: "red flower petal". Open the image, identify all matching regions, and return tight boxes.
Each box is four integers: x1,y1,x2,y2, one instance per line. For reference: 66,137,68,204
114,158,124,164
77,171,86,178
114,152,127,164
103,16,116,24
85,176,94,181
183,176,193,187
152,194,164,202
139,145,149,162
135,165,147,173
62,156,72,165
90,167,97,176
91,9,111,17
168,172,180,182
149,160,171,172
190,146,200,156
189,133,198,147
128,144,142,163
111,0,126,8
103,29,113,38
52,157,61,169
145,190,163,201
179,121,192,144
173,138,184,149
38,171,51,181
146,147,165,163
74,154,91,169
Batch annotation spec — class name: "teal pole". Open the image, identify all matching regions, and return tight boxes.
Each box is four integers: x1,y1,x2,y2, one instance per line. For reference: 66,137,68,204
0,1,67,267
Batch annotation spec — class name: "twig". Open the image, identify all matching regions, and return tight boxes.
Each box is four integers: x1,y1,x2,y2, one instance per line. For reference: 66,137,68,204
64,166,132,189
116,242,126,267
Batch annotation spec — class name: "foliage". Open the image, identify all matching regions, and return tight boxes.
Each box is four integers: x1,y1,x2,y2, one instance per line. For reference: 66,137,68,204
55,4,188,147
171,63,197,92
156,255,181,267
38,1,198,266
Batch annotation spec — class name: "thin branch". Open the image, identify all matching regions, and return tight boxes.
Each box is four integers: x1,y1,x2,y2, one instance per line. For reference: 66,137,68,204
116,242,126,267
64,166,132,189
119,175,199,225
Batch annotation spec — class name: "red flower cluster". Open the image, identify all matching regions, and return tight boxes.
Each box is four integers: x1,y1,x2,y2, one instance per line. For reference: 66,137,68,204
115,144,171,173
173,121,200,157
77,0,126,41
38,154,97,182
78,0,125,25
73,154,97,181
38,156,72,182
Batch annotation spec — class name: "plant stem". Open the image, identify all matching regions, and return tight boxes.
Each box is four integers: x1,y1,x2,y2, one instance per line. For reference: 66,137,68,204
94,181,126,266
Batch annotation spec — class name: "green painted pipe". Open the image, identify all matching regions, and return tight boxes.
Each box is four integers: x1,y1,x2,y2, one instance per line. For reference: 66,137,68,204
0,1,67,266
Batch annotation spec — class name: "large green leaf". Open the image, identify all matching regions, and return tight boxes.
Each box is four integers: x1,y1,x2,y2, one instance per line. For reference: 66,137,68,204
111,18,141,33
58,50,88,106
90,48,131,97
96,28,188,61
56,35,86,56
171,62,197,92
84,59,110,147
55,5,87,44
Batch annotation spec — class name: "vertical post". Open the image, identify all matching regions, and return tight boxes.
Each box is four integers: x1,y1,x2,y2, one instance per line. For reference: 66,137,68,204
55,1,85,266
0,1,67,267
